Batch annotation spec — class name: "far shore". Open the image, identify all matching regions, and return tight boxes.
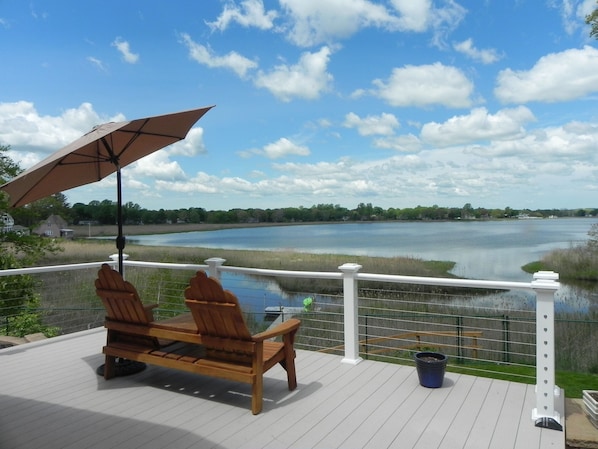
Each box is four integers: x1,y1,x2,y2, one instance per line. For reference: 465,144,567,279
70,221,318,238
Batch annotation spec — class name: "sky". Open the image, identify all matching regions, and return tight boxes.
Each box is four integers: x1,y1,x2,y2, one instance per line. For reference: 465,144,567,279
1,0,598,212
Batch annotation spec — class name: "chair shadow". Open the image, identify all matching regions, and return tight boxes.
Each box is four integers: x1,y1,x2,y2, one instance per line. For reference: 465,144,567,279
83,354,321,413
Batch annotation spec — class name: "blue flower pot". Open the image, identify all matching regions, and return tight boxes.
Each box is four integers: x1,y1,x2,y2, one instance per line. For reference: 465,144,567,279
414,352,447,388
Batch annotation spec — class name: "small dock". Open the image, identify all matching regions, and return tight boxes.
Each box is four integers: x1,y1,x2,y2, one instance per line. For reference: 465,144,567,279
264,306,305,330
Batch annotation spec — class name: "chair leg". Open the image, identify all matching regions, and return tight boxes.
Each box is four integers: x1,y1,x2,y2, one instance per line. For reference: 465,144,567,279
104,355,116,380
283,347,297,390
252,377,263,415
285,359,297,391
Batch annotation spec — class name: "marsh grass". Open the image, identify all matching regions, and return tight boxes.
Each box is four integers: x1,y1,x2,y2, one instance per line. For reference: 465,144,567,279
43,239,455,275
525,244,598,282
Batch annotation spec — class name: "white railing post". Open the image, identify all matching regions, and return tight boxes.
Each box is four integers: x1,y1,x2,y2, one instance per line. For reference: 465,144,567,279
109,253,128,276
205,257,226,280
339,263,363,365
531,271,563,431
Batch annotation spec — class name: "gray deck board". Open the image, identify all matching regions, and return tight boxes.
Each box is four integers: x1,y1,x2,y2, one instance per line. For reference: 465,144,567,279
0,328,565,449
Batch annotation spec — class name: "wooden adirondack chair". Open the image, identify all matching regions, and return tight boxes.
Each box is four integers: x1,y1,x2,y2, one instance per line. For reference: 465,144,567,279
184,270,301,414
95,264,199,379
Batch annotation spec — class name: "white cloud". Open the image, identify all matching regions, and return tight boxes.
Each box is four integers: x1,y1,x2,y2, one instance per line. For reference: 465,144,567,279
373,134,422,153
578,0,597,18
87,56,107,72
0,101,122,160
467,120,598,160
279,0,465,47
239,137,310,159
280,0,399,47
254,46,333,101
180,33,258,78
111,37,139,64
371,62,474,108
495,46,598,103
4,96,598,211
553,0,596,35
421,107,536,147
453,38,502,64
262,137,310,159
102,114,598,209
155,173,219,194
207,0,278,31
29,5,48,20
389,0,438,32
168,127,208,157
317,118,332,128
129,152,186,181
343,112,400,136
417,0,467,48
153,154,438,204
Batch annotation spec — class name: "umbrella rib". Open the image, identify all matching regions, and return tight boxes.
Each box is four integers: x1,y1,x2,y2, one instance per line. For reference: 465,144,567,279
118,129,182,140
56,155,113,165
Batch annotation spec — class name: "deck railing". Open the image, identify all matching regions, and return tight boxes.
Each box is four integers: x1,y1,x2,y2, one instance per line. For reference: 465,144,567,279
0,257,562,430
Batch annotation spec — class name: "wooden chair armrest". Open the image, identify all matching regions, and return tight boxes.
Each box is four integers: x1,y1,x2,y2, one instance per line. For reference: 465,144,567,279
252,318,300,342
144,303,159,321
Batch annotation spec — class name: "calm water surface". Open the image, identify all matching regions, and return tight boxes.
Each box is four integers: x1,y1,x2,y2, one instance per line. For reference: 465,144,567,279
128,218,594,281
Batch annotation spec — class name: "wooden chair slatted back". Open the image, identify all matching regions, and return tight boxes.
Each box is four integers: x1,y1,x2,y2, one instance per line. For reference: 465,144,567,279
184,271,252,341
95,264,152,324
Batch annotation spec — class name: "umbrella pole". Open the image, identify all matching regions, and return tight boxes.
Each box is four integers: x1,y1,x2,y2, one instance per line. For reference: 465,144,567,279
116,165,125,274
96,164,147,377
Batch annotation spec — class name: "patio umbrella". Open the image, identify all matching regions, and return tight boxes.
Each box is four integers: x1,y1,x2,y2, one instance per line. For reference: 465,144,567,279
0,106,214,273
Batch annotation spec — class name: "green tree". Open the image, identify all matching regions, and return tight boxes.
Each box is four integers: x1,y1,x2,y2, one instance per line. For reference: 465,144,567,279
10,193,71,227
0,145,61,336
586,1,598,39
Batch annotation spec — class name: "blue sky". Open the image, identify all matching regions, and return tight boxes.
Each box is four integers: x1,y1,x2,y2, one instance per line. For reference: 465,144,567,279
1,0,598,212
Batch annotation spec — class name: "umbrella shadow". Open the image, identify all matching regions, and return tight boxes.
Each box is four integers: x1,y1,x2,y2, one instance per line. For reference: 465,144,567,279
0,394,225,449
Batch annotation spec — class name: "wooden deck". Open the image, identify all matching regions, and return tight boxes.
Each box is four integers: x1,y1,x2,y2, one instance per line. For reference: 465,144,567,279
0,328,565,449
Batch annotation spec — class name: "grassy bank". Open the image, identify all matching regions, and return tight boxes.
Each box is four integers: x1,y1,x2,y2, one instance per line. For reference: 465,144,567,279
69,221,345,238
42,238,456,279
524,245,598,282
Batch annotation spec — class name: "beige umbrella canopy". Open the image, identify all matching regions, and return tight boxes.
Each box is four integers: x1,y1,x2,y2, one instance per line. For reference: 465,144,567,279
0,106,214,272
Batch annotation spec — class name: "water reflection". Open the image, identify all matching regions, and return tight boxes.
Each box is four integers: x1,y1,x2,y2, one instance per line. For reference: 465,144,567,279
557,284,598,314
223,270,596,319
220,272,308,315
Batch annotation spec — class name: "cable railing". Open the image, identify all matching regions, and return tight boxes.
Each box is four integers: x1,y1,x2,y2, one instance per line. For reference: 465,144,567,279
0,257,562,428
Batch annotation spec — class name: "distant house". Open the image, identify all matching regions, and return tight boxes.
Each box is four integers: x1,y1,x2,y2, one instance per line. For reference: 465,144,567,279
0,213,30,235
1,212,14,232
34,214,70,238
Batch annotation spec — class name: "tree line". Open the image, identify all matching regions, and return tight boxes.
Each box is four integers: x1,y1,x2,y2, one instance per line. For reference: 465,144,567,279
7,195,596,228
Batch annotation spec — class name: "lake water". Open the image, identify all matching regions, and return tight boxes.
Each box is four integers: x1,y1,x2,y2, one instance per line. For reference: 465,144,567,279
125,218,598,314
128,218,594,281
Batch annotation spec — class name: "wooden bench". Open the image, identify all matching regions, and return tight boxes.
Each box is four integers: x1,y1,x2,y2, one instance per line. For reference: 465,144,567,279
360,331,483,358
96,264,301,414
321,330,483,359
